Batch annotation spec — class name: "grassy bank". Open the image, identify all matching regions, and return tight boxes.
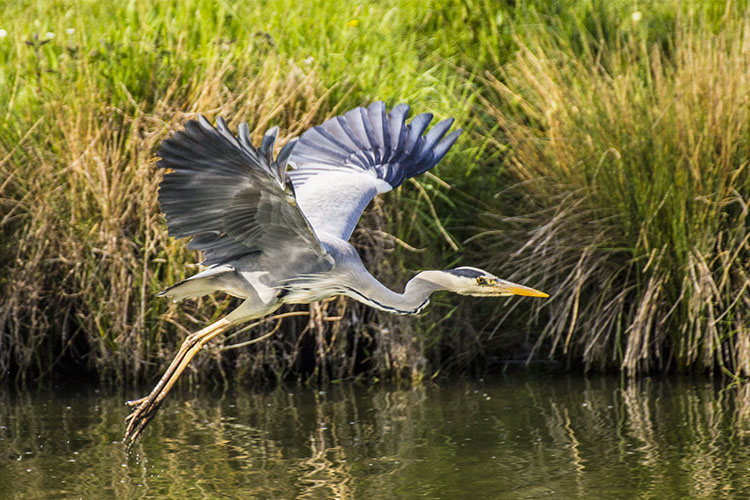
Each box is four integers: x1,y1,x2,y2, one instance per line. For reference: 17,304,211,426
1,0,748,383
475,1,750,375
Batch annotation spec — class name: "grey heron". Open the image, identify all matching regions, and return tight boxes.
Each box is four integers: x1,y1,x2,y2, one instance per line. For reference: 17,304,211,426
124,102,548,442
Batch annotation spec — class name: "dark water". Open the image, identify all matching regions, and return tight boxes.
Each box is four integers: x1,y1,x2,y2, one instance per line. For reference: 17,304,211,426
2,375,750,499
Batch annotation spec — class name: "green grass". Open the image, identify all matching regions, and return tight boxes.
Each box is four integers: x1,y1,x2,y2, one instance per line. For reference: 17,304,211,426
474,1,750,376
1,0,748,383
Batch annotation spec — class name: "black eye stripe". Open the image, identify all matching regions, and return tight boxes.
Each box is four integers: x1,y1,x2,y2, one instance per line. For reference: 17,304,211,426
447,268,483,278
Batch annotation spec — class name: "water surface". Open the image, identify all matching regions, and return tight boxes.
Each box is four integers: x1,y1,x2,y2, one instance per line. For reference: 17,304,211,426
2,375,750,499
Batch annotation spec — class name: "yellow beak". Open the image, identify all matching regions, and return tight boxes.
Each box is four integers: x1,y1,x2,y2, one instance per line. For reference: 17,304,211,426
497,281,549,298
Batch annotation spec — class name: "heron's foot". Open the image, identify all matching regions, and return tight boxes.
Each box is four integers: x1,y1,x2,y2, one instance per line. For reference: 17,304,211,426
124,391,163,444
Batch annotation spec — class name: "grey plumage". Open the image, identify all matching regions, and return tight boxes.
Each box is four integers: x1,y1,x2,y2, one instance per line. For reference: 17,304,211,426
157,115,328,272
286,102,461,241
291,102,461,184
156,102,464,302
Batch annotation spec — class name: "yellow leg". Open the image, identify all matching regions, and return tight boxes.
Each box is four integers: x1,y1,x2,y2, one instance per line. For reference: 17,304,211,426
124,317,233,443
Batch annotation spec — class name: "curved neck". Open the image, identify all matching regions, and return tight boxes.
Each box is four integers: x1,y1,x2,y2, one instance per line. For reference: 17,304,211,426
344,270,446,315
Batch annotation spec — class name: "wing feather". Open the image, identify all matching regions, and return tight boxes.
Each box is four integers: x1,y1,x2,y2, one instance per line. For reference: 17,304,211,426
157,116,331,272
287,102,462,241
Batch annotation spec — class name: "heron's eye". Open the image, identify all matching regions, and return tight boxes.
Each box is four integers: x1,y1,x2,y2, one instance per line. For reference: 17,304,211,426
476,277,486,285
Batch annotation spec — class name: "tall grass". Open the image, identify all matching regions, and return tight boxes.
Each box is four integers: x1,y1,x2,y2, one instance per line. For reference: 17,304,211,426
476,5,750,375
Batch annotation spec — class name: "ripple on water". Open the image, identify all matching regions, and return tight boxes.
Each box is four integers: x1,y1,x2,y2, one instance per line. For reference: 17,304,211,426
1,377,750,499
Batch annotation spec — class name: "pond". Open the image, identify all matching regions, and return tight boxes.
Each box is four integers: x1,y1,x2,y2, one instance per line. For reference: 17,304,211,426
1,374,749,499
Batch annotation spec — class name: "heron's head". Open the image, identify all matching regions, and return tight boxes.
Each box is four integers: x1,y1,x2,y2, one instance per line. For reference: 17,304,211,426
440,266,549,298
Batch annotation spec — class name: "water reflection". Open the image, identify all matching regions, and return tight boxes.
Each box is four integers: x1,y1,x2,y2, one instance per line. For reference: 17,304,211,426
1,376,750,499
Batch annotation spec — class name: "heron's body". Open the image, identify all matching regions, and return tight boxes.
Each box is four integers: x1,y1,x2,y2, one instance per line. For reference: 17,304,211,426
163,236,440,315
124,102,548,443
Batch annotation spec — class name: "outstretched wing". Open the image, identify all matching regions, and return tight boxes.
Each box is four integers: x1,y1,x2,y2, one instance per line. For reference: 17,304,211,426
287,102,462,241
157,116,332,272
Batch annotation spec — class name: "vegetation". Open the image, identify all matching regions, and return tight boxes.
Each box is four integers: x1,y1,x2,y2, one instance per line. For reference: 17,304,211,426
475,1,750,376
1,0,748,384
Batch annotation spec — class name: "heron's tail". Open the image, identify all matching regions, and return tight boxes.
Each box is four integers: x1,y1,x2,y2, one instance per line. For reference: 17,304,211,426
157,265,236,302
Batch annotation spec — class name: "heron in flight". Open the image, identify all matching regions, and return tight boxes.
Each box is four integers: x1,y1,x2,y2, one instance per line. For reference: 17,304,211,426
124,102,548,442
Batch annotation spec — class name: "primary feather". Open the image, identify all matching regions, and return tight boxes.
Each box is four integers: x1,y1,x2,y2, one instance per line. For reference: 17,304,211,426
287,101,462,241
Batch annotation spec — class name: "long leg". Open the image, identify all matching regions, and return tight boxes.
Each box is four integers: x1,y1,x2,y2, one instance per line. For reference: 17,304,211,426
124,296,280,443
124,317,234,443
